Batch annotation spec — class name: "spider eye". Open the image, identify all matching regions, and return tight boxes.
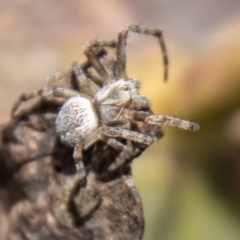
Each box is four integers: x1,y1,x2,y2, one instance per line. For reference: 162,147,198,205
123,85,129,91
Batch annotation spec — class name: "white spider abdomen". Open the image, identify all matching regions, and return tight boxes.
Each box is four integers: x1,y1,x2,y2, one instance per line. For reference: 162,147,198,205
55,96,99,149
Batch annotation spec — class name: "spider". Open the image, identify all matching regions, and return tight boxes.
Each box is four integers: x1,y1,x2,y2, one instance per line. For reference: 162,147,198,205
11,25,199,187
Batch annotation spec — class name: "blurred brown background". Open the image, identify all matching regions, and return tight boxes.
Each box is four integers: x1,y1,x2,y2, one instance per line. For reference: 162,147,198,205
1,1,240,239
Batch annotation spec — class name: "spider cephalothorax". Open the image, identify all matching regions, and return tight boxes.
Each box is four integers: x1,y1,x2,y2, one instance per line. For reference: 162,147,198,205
11,25,199,187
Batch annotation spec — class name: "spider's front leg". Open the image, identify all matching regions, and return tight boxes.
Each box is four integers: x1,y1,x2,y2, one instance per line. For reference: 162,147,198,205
115,25,168,81
123,109,200,131
146,115,200,131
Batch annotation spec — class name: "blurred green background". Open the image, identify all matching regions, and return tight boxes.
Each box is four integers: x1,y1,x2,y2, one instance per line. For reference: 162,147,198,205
1,1,240,239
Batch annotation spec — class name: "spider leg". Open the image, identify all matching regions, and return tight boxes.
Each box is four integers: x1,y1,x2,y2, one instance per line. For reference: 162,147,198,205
115,24,168,81
83,40,117,85
146,115,200,131
98,135,136,172
98,125,154,145
72,62,100,98
11,89,43,118
73,145,87,187
107,139,137,172
52,87,80,98
99,135,127,151
11,86,80,118
104,117,131,129
80,47,114,83
122,109,199,132
84,39,117,49
81,47,108,70
84,47,111,85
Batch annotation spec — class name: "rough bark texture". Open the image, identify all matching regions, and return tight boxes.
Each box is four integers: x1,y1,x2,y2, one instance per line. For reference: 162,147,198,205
0,55,162,240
